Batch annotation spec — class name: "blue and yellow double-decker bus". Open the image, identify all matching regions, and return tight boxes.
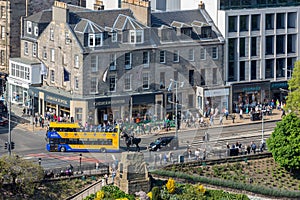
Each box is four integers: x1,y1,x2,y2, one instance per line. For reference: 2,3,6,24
46,122,120,152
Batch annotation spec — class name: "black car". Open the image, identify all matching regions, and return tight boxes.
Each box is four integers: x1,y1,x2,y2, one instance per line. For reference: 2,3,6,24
148,136,175,151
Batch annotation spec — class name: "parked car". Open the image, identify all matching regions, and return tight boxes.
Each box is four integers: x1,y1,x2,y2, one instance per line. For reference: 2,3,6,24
148,136,175,151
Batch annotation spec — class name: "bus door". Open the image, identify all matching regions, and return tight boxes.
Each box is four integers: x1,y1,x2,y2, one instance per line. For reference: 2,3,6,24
49,138,59,151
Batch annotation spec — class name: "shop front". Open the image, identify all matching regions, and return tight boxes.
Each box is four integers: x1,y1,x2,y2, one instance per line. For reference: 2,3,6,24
132,93,157,122
231,81,271,113
44,93,71,119
197,87,230,116
270,81,288,103
7,77,30,106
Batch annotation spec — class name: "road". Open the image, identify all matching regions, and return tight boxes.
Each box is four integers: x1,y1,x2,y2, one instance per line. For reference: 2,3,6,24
0,120,277,170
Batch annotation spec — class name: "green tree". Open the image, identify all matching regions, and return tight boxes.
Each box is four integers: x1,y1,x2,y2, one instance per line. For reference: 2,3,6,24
286,60,300,113
267,113,300,171
0,155,44,197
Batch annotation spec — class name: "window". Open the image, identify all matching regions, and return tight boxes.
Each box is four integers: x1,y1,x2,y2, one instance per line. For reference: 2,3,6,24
240,61,245,81
109,54,116,70
276,35,285,54
142,73,149,89
265,36,274,55
34,26,39,36
25,67,30,80
251,37,257,56
228,16,237,32
288,12,296,28
1,26,5,40
125,53,132,69
50,49,55,62
109,75,116,91
201,69,205,85
50,70,55,82
251,60,257,80
189,70,194,86
65,32,70,44
276,58,285,78
174,71,178,81
212,47,218,59
112,32,117,42
74,77,79,90
0,6,6,18
173,50,179,62
188,94,193,108
266,14,274,30
75,108,83,121
160,72,165,89
90,77,98,93
32,44,37,57
159,51,165,63
200,48,206,60
91,56,98,72
213,68,217,84
27,21,32,34
239,15,249,32
188,49,194,61
240,38,246,57
265,59,274,79
251,14,260,31
143,51,150,66
11,63,15,76
50,28,54,40
24,42,28,55
0,50,4,65
124,74,131,90
276,13,285,29
89,33,102,47
130,30,144,43
74,55,79,68
181,28,192,37
287,34,296,53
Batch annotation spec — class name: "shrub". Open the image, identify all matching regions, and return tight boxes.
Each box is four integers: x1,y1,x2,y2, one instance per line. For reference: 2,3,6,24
151,186,160,200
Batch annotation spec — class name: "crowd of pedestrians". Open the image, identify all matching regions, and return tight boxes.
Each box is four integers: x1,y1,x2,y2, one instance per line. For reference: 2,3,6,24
226,140,266,156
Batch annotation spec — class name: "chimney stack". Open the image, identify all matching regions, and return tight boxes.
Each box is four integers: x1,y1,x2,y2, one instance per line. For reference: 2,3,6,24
121,0,151,26
94,0,105,10
53,1,69,23
198,1,205,9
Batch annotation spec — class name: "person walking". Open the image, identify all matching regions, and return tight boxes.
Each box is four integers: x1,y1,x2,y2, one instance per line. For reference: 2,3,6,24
239,108,243,120
209,114,214,126
219,114,223,125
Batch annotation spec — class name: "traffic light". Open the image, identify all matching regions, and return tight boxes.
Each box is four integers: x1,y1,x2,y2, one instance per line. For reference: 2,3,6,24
4,142,8,149
11,142,15,150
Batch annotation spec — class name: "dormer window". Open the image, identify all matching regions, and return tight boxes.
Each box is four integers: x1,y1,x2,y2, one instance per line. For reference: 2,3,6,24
112,32,117,42
130,30,144,44
89,33,102,47
181,28,192,37
27,21,32,34
34,26,39,36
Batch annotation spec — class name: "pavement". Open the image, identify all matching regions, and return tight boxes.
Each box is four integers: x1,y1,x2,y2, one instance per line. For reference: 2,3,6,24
9,103,283,134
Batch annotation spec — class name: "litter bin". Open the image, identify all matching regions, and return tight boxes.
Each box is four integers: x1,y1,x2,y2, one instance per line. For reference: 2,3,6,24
178,155,184,163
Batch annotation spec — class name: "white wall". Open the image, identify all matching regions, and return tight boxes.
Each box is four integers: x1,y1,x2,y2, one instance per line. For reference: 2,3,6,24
86,0,119,10
180,0,198,10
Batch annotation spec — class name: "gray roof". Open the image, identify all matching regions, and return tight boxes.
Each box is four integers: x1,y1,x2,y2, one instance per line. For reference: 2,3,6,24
25,10,52,23
10,57,40,66
151,10,206,27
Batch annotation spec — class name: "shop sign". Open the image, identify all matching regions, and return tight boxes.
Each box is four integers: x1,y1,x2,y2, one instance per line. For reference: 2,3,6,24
271,82,288,89
204,88,229,97
45,95,70,107
93,99,126,107
242,86,261,92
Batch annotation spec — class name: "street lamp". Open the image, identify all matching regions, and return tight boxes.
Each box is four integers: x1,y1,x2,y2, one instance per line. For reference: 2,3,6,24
168,79,184,139
38,158,41,166
79,153,82,173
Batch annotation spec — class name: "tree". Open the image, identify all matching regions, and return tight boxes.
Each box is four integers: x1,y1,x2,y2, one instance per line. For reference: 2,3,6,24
267,113,300,171
0,155,44,197
286,60,300,113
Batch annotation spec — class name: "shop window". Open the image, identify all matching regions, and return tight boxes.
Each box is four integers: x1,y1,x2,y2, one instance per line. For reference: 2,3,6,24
75,108,83,122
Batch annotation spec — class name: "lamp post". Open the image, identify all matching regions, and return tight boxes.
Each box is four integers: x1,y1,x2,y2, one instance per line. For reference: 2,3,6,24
38,158,41,166
79,153,82,173
168,79,184,139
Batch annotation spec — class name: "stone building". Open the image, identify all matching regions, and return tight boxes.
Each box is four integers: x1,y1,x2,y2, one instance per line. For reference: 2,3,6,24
9,0,225,124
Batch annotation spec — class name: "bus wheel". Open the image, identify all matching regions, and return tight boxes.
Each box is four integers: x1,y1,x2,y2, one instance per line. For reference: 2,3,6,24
101,148,106,153
60,146,66,152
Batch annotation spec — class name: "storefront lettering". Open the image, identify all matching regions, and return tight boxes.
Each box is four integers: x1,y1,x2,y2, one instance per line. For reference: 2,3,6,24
204,88,229,97
271,82,288,89
94,99,126,107
45,95,69,106
242,86,261,92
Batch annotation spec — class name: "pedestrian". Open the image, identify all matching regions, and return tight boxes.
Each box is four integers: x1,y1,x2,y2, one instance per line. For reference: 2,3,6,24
202,148,206,160
104,174,108,185
41,118,45,128
281,109,285,118
224,108,229,120
239,108,243,120
96,162,99,170
159,153,162,165
195,149,200,160
251,141,257,154
35,116,38,127
209,114,214,126
39,116,43,127
22,107,26,115
219,114,223,125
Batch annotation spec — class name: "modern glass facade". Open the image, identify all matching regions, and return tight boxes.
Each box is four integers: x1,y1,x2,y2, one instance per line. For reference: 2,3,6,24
220,0,300,10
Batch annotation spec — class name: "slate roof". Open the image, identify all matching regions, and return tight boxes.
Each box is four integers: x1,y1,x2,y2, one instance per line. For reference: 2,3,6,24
113,14,146,31
25,9,52,23
151,10,207,27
